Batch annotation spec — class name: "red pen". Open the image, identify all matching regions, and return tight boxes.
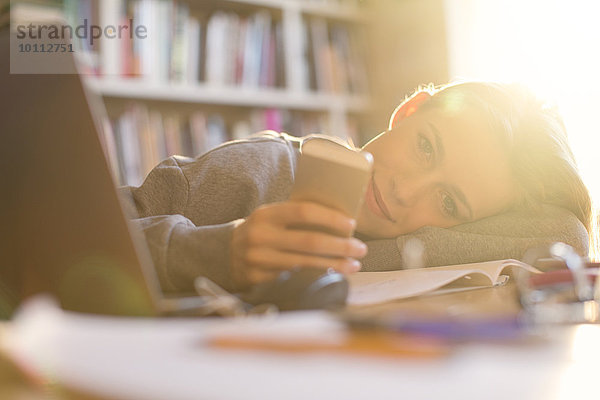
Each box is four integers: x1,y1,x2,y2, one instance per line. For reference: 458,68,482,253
528,267,598,289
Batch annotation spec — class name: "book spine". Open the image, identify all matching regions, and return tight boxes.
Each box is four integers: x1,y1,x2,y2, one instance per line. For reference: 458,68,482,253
225,13,240,86
274,20,284,88
137,0,153,79
258,12,273,87
348,27,369,95
100,0,123,76
99,118,122,183
186,17,201,84
163,115,182,156
206,114,227,150
206,11,227,86
149,111,167,162
309,17,332,93
132,104,156,177
157,0,173,83
329,24,349,93
235,17,248,85
241,13,257,87
281,6,304,92
120,1,135,77
170,1,189,83
189,112,207,156
115,108,143,186
131,0,142,76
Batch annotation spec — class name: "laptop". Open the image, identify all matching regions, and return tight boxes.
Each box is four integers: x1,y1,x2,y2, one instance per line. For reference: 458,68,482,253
0,27,208,318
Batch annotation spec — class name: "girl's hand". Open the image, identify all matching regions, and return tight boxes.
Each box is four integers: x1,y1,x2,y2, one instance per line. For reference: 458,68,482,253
230,201,368,289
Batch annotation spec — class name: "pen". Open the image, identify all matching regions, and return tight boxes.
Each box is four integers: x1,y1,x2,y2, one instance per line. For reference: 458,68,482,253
528,268,598,289
345,314,525,341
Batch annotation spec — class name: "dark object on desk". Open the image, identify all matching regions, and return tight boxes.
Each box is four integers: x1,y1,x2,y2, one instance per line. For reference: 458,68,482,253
241,268,349,311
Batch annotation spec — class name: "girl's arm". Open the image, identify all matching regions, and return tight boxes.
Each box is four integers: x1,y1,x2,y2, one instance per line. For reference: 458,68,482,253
119,134,365,293
119,156,241,293
361,204,589,272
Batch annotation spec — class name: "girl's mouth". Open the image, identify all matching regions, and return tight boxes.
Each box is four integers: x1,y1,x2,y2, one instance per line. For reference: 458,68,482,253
367,175,396,223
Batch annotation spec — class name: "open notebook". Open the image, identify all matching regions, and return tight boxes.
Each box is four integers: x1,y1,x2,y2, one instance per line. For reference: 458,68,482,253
347,260,540,306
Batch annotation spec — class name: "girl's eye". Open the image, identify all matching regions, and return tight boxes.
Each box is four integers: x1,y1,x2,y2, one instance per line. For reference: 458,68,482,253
441,192,458,218
418,133,434,162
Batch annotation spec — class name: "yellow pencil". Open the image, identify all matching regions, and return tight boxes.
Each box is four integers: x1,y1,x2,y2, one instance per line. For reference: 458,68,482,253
209,330,448,359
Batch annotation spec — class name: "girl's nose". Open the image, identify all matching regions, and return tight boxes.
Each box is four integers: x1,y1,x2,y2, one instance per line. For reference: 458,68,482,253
392,174,430,207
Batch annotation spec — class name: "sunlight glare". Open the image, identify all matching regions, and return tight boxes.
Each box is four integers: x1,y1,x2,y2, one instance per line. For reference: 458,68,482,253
444,0,600,202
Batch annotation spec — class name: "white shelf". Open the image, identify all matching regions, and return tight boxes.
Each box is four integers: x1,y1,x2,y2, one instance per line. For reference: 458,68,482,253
296,1,367,22
84,77,370,113
218,0,367,21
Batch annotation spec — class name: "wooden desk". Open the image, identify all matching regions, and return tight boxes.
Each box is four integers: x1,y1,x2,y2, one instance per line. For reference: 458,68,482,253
1,287,599,400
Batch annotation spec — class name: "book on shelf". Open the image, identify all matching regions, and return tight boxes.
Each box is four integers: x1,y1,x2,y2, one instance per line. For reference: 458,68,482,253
97,2,282,87
186,16,202,83
205,9,281,89
114,107,142,186
305,16,369,95
309,17,332,93
347,259,541,306
242,11,270,88
229,109,334,141
296,16,311,92
109,104,227,186
329,24,349,93
163,115,183,157
106,103,342,185
189,112,208,156
62,0,100,74
99,117,121,183
205,114,227,152
92,0,368,94
97,0,120,76
170,2,188,83
205,10,227,85
97,0,202,83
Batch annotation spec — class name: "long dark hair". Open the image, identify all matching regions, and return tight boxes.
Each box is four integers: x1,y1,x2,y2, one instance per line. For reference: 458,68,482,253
404,81,592,234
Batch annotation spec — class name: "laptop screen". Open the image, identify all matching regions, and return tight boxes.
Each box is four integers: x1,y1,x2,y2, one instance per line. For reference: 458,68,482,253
0,27,159,318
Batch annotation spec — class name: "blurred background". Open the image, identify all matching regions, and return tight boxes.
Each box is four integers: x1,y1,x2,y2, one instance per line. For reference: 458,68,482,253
5,0,600,256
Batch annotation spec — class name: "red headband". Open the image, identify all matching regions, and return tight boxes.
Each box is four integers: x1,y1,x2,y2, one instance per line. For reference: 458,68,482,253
389,92,431,129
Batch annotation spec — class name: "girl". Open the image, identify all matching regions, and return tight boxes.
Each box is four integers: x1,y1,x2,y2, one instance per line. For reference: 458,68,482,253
121,82,591,293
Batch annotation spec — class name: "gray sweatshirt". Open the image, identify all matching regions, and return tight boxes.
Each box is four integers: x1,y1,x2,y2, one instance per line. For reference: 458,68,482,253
119,132,589,294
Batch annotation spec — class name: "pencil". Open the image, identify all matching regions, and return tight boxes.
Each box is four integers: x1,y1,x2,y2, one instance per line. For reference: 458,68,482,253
209,330,448,359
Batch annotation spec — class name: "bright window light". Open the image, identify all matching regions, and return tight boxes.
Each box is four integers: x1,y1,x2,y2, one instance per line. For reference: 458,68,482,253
444,0,600,209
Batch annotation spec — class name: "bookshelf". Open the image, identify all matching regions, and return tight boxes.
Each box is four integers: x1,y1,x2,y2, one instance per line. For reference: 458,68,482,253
63,0,373,185
14,0,449,186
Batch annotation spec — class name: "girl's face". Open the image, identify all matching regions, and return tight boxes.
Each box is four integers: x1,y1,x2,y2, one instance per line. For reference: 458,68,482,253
356,107,516,239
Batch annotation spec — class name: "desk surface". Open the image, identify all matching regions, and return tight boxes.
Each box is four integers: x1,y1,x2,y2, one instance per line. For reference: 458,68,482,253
2,286,599,400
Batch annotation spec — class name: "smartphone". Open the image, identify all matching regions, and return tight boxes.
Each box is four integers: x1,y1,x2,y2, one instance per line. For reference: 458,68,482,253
289,137,373,234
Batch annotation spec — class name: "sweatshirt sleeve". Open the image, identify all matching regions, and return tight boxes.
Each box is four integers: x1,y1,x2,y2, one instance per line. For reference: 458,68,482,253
119,134,298,294
361,204,589,272
118,156,241,293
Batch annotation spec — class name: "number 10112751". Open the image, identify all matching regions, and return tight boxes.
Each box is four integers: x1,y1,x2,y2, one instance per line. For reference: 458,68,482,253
18,43,74,53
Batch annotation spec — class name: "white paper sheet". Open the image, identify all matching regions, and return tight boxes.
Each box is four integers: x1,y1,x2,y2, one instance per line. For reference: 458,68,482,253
347,259,538,306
